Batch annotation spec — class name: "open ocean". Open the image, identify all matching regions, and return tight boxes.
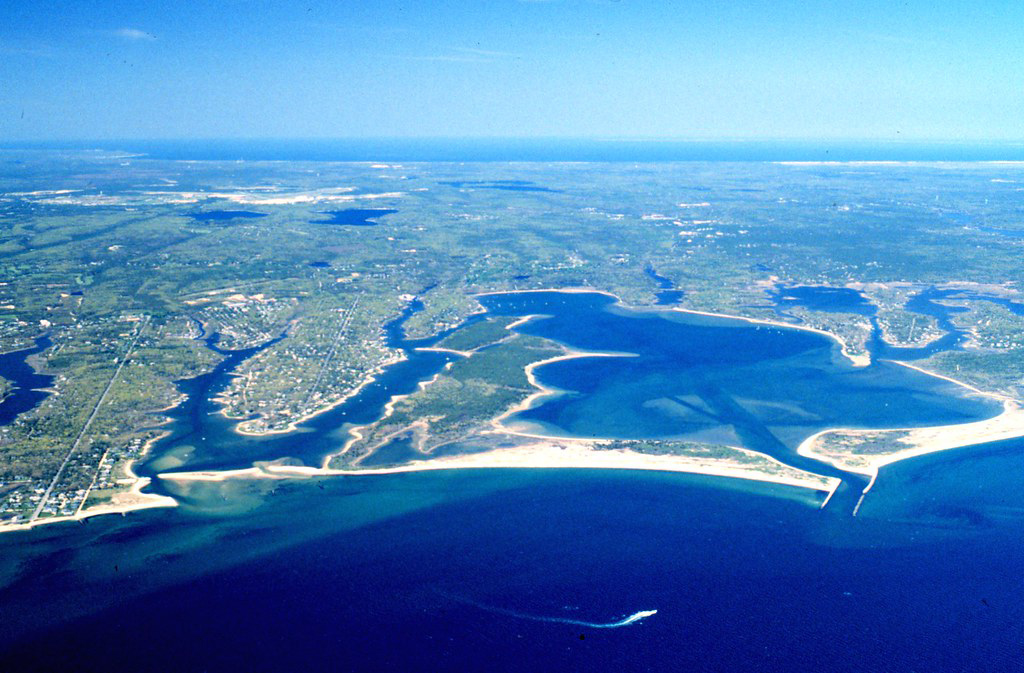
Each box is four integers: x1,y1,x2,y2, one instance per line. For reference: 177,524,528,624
2,458,1024,672
6,138,1024,162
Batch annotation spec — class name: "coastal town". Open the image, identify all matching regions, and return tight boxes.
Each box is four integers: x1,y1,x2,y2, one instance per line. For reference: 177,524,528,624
2,154,1024,530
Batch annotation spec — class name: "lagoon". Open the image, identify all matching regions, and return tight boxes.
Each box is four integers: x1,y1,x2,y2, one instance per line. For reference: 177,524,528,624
314,208,398,226
479,292,998,482
0,336,54,427
1,290,1016,670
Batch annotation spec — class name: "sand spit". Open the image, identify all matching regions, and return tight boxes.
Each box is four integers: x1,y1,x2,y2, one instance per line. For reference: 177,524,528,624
161,440,839,495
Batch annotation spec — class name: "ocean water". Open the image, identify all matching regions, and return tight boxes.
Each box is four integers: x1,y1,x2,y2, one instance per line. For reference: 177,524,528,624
2,458,1024,671
7,138,1024,162
1,290,1020,670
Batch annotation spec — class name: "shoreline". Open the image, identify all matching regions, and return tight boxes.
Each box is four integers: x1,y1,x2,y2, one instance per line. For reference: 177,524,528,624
476,286,871,367
0,467,177,535
227,351,406,437
667,306,871,367
798,391,1024,494
337,369,447,461
161,440,841,496
5,287,1017,532
491,347,638,433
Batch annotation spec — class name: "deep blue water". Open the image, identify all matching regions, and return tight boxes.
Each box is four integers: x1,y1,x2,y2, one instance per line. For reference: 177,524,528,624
644,266,686,305
7,138,1024,162
440,180,562,192
3,455,1024,671
0,336,54,426
189,210,268,222
771,285,877,316
1,291,1020,670
314,208,398,226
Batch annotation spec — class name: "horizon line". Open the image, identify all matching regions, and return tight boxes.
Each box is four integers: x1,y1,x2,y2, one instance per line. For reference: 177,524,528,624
5,136,1024,145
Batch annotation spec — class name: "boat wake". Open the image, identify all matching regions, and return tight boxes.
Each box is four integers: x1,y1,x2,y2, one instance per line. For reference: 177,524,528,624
439,590,657,629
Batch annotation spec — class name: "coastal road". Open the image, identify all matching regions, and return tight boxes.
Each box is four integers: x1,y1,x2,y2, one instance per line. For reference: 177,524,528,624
29,317,149,522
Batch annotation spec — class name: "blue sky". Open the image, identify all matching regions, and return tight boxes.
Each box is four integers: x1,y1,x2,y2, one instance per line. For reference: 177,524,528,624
2,0,1023,141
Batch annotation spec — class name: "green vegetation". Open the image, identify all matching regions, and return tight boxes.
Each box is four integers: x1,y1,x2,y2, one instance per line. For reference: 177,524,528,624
603,438,770,461
435,315,520,352
2,154,1024,522
922,348,1024,399
335,333,563,466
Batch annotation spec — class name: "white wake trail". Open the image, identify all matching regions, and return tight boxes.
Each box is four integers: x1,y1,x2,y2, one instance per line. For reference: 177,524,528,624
439,590,657,629
537,609,658,629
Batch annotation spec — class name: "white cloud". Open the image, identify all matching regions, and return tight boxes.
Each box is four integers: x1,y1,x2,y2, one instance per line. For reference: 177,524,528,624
114,28,156,41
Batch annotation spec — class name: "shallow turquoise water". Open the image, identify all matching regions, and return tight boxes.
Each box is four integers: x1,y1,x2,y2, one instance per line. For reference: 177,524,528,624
1,291,1018,671
480,291,998,488
3,452,1024,671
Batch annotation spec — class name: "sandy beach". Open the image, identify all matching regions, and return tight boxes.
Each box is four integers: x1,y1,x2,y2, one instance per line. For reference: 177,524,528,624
0,472,177,534
798,394,1024,490
476,286,871,367
669,306,871,367
161,439,840,495
7,287,1019,532
491,348,637,431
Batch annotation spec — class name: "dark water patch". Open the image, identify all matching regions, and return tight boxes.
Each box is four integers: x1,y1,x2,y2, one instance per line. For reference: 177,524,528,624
440,180,562,193
975,226,1024,238
644,265,685,305
189,210,267,222
941,212,973,225
314,208,398,226
654,290,685,304
189,317,206,340
770,285,877,316
308,260,331,268
486,185,561,192
0,336,54,426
